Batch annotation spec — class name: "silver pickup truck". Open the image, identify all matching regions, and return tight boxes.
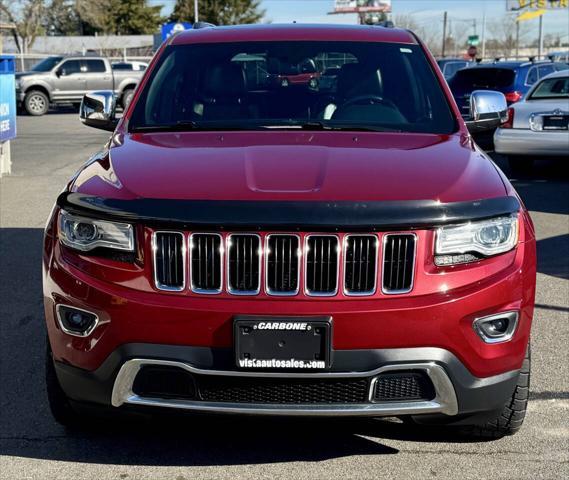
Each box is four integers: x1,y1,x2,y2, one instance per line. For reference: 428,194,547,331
15,55,144,116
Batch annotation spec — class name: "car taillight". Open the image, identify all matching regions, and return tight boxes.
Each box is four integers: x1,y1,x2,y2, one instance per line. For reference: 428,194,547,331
504,91,522,103
502,107,515,128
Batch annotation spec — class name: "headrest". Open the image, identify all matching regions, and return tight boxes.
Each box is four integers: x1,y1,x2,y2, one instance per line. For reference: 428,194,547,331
336,63,382,99
202,63,246,97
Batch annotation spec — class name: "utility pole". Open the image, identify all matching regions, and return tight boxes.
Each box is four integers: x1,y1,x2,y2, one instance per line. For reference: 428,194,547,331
538,14,544,59
194,0,199,22
481,11,486,60
516,21,520,59
442,11,448,58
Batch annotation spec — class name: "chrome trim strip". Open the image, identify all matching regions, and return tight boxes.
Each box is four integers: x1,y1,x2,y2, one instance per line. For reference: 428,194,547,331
381,233,417,295
226,233,262,296
151,231,186,292
473,311,519,344
111,359,458,417
55,304,99,338
189,232,223,294
304,234,340,297
265,234,301,296
343,234,379,297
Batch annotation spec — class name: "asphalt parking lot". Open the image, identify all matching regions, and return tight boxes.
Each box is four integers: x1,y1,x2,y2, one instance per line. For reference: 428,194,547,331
0,112,568,480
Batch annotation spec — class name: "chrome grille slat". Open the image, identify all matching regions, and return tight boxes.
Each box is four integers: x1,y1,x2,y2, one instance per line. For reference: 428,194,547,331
382,234,416,294
344,234,378,295
266,234,300,295
227,234,261,295
153,232,185,291
305,235,339,296
190,233,222,293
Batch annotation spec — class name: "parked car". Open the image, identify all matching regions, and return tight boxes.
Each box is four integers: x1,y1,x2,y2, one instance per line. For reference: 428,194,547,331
111,61,148,72
448,60,568,118
15,54,143,115
495,70,569,173
436,58,472,80
267,58,321,89
44,24,535,439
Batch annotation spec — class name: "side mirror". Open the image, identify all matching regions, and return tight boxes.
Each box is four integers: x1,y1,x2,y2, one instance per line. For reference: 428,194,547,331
465,90,508,133
79,91,118,132
55,68,63,77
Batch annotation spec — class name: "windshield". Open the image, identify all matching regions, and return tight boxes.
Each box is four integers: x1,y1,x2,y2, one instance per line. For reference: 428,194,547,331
31,56,64,72
529,76,569,100
449,68,515,91
129,41,456,134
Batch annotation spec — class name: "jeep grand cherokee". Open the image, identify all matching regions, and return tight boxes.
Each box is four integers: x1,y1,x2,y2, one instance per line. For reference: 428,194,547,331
43,24,536,438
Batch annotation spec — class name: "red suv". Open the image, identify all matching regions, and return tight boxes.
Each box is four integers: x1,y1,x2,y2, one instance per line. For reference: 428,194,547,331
43,24,536,438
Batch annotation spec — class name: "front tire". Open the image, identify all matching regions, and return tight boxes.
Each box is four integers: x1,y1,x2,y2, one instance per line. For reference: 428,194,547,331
24,90,49,116
465,342,530,439
45,338,79,427
508,155,534,175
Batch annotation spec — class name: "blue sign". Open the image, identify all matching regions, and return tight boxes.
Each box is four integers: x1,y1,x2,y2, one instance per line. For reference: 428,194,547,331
0,55,17,142
161,22,193,41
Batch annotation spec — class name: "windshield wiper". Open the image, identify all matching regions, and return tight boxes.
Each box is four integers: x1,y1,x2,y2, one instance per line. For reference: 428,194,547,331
296,121,399,132
131,121,267,133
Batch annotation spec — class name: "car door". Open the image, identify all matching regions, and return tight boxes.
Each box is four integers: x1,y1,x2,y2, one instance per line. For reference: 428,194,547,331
82,59,113,91
52,59,85,101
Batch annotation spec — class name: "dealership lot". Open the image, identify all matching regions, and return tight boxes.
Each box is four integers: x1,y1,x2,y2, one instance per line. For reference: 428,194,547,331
0,113,567,479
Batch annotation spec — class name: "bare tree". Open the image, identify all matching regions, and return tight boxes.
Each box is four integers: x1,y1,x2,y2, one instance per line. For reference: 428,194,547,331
393,14,439,54
488,15,530,58
0,0,46,53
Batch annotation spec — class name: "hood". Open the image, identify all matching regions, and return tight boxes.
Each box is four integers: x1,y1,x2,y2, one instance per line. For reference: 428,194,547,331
15,72,38,79
72,131,506,204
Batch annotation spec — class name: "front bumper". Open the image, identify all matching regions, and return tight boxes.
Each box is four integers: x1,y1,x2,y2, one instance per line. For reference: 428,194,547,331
494,128,569,156
54,344,520,420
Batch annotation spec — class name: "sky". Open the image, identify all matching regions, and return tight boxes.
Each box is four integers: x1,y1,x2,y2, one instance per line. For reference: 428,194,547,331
152,0,569,40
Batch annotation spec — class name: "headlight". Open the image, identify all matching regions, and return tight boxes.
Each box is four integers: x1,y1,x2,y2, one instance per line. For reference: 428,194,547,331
59,210,134,252
435,214,518,265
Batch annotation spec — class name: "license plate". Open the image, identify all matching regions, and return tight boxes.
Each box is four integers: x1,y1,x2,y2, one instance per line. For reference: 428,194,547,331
543,115,569,130
234,316,331,370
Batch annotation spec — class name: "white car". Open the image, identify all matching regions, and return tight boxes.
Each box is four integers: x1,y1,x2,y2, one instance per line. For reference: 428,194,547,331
494,69,569,173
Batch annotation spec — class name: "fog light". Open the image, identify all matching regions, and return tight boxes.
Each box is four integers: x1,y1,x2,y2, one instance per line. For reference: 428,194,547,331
473,311,518,344
56,305,99,337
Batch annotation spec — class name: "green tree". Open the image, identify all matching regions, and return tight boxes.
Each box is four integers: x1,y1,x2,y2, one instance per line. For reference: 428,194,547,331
76,0,163,35
170,0,265,25
44,0,80,35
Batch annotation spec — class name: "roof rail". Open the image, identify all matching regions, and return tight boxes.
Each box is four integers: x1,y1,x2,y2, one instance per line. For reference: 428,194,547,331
193,22,216,29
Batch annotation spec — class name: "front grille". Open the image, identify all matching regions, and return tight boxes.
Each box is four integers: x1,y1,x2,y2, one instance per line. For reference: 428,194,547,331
227,234,261,294
305,235,339,295
152,231,418,296
382,234,416,293
198,376,370,404
190,233,222,293
344,235,378,295
266,234,300,295
153,232,185,291
373,372,435,402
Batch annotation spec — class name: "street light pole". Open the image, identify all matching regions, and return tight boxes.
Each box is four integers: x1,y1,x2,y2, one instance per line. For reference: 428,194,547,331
442,11,448,58
538,14,544,59
194,0,199,23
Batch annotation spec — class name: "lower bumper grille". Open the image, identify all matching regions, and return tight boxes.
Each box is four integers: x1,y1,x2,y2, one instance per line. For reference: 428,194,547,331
131,367,435,405
198,376,369,404
373,372,435,402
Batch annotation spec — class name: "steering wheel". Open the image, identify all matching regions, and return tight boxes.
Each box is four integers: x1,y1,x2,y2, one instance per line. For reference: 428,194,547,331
340,95,397,110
